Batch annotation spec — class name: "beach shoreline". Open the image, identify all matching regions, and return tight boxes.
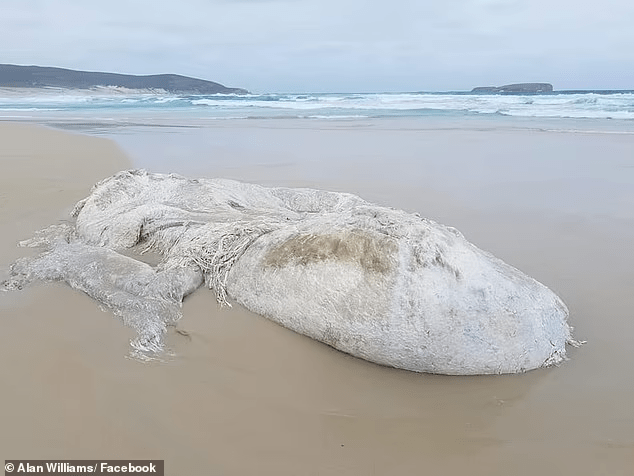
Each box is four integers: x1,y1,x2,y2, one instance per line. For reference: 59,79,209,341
1,121,632,475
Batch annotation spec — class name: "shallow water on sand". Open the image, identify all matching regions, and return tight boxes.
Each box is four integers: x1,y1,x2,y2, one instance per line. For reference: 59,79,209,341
1,119,633,475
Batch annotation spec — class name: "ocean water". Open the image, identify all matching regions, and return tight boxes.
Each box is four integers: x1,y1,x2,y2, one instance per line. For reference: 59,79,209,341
1,88,634,122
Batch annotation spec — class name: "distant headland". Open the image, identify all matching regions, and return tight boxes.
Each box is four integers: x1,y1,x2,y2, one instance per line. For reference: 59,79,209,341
471,83,554,94
0,64,249,94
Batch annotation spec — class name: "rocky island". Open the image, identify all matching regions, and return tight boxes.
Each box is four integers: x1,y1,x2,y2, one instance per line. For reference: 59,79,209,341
0,64,249,94
471,83,553,94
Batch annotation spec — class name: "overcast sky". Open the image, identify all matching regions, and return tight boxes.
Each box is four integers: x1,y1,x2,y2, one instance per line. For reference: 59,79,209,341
2,0,633,92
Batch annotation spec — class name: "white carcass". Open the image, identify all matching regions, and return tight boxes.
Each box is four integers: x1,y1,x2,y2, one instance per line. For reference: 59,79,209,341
4,170,578,374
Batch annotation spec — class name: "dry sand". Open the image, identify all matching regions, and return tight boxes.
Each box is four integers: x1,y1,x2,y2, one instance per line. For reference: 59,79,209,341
0,122,633,475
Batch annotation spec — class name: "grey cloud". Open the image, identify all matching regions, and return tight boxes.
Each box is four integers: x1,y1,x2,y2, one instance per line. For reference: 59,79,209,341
1,0,633,91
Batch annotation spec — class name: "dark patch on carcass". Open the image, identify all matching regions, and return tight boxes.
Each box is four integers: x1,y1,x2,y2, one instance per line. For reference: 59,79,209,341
264,230,397,274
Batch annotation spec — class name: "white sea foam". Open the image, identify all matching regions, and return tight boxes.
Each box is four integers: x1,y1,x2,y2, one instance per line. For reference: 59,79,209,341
0,108,60,112
305,115,368,119
1,89,633,120
177,92,634,119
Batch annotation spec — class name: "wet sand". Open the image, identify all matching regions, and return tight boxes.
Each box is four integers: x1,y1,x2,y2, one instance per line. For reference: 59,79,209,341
1,121,633,475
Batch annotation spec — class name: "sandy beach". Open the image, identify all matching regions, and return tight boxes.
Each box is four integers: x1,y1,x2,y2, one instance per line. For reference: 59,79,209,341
1,120,633,475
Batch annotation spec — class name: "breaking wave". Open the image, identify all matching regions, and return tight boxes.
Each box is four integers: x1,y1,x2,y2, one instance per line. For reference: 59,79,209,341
1,89,633,120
